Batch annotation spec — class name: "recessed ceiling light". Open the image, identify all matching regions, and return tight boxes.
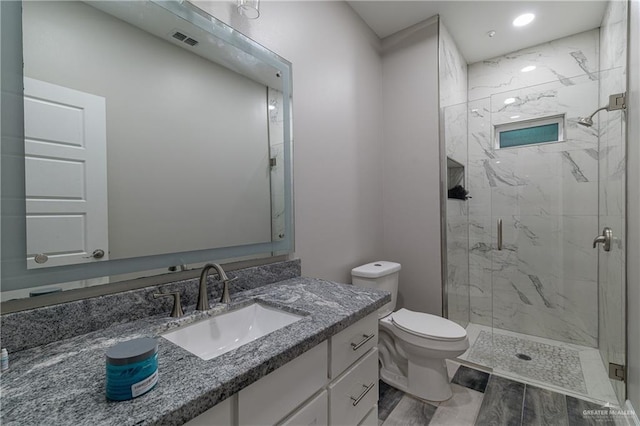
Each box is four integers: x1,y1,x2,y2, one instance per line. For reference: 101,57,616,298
504,98,516,105
521,65,536,73
510,115,520,119
513,13,535,27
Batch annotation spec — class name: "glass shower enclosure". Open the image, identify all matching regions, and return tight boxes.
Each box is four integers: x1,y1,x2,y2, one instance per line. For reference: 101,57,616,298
444,69,627,405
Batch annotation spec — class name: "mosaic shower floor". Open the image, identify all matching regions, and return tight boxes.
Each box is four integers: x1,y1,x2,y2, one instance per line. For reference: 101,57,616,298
458,323,618,404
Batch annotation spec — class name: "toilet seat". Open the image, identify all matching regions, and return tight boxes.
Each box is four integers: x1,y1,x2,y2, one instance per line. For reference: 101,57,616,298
391,308,466,341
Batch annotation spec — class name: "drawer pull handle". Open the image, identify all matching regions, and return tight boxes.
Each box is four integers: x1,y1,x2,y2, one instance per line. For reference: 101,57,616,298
350,382,375,406
350,333,374,351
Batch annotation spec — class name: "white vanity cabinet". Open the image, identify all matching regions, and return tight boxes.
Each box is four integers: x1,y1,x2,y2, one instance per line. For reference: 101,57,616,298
239,341,329,425
328,348,378,425
184,312,379,426
184,397,232,426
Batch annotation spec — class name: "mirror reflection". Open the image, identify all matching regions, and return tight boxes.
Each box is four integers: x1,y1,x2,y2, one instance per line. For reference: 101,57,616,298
22,1,286,270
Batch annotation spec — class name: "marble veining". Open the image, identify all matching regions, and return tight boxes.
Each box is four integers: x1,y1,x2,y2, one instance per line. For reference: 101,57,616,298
1,260,301,353
439,21,467,108
465,59,601,345
440,20,470,327
268,87,287,242
468,29,599,101
0,277,390,426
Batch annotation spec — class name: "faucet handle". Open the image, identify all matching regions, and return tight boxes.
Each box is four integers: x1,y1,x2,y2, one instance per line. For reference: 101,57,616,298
153,291,185,318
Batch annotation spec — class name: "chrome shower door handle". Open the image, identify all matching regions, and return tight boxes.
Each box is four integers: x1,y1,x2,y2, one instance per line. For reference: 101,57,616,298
593,227,613,251
497,219,503,251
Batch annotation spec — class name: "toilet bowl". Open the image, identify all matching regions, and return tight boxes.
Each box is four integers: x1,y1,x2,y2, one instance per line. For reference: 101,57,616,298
352,261,469,402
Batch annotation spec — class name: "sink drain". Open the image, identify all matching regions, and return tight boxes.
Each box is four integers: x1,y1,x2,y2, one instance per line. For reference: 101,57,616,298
516,353,532,361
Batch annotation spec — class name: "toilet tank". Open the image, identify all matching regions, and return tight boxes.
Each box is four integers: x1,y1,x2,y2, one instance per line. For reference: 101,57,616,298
351,261,401,318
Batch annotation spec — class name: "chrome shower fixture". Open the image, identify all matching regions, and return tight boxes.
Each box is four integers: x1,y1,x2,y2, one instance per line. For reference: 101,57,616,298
578,93,626,127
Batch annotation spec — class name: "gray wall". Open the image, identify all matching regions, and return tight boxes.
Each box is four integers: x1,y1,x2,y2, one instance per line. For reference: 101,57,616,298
380,19,442,315
628,0,640,413
23,1,272,259
196,1,386,284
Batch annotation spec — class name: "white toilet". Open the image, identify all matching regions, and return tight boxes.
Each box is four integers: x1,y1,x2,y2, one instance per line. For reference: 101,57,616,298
352,261,469,402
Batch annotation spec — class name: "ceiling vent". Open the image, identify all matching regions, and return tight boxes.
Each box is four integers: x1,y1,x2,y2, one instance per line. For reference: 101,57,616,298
183,37,198,47
170,30,199,47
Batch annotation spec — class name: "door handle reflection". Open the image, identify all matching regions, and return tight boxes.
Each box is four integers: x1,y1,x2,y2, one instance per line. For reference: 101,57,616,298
593,227,613,252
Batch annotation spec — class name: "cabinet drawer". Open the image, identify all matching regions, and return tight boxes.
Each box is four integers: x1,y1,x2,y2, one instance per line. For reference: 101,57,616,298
358,405,378,426
280,390,328,426
328,348,378,426
329,312,378,378
239,341,328,425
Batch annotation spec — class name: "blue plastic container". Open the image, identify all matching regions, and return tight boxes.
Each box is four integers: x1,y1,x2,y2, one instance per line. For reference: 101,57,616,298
106,337,158,401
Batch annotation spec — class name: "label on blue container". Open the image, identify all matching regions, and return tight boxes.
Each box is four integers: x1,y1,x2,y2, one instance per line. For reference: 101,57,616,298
131,369,158,398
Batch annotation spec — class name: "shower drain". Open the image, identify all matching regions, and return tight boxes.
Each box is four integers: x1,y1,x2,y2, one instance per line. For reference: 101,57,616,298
516,353,532,361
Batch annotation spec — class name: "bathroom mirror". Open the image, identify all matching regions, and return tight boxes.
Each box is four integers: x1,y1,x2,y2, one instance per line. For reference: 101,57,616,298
0,0,293,298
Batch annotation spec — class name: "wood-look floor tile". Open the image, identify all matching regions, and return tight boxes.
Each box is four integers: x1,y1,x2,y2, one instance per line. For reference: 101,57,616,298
522,385,568,426
378,380,405,422
566,396,616,426
429,384,485,426
475,375,525,425
452,366,491,393
382,395,438,426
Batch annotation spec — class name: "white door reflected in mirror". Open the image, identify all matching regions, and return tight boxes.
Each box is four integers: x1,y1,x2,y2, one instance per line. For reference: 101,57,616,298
24,77,109,270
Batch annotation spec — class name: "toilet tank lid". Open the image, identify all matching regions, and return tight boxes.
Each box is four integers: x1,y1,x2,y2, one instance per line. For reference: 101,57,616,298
351,261,401,278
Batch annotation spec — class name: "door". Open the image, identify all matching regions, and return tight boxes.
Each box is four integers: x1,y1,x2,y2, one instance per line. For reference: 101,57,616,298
596,87,627,403
24,77,109,269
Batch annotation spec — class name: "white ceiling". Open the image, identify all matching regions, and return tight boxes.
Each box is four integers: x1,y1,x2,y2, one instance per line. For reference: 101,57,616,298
347,1,608,63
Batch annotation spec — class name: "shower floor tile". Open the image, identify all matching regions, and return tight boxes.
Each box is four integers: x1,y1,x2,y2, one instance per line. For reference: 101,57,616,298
459,323,618,404
468,330,587,394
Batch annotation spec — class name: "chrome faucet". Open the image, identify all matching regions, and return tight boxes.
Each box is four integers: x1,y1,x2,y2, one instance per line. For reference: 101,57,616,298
197,263,235,310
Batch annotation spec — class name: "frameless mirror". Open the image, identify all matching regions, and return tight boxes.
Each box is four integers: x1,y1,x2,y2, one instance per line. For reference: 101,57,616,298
1,0,293,300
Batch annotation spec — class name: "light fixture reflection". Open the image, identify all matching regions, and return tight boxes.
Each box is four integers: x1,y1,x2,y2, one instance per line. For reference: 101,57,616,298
521,65,536,73
513,13,535,27
237,0,260,19
504,97,516,105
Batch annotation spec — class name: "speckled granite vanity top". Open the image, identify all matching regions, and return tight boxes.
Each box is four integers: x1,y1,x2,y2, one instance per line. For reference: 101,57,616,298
0,278,389,426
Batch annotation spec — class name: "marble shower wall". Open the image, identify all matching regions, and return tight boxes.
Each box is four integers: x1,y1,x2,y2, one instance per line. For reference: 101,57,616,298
467,29,601,347
440,21,468,107
468,29,600,102
597,0,627,402
440,20,469,326
268,88,286,242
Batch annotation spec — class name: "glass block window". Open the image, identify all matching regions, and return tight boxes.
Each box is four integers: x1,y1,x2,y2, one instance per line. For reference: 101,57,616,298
494,114,564,149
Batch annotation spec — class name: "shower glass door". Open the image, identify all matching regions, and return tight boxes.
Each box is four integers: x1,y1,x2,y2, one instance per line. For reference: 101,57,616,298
480,73,625,404
597,66,627,404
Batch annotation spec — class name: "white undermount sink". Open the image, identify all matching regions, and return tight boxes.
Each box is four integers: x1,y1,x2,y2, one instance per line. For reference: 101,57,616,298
162,303,304,360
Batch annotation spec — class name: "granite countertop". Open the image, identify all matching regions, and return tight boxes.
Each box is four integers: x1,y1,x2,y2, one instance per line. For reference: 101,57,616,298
0,277,390,426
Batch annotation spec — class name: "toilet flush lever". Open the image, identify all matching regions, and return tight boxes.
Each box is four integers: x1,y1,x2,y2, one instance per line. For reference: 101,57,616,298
351,333,375,351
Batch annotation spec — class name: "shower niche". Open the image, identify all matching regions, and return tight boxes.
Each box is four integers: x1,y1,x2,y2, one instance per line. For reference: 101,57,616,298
446,157,468,200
